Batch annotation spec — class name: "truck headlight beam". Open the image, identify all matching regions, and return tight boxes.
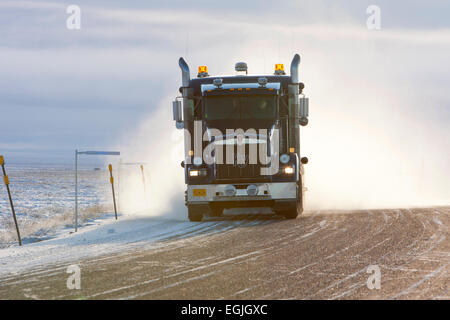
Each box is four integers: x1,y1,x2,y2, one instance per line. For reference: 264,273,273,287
189,170,199,177
189,169,208,177
284,166,295,175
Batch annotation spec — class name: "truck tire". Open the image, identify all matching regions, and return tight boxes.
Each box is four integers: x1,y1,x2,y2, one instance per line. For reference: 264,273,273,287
283,200,302,219
296,173,305,217
277,184,303,219
209,207,223,217
188,206,203,222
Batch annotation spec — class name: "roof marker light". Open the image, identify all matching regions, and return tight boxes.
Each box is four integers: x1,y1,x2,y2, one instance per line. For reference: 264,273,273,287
198,66,208,77
274,63,285,75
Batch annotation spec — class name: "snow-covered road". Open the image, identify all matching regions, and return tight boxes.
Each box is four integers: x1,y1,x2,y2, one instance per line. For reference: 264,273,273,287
1,207,449,299
0,212,267,278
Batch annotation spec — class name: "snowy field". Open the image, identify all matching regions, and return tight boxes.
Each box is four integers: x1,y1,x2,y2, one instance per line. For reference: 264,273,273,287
0,163,206,277
0,164,113,248
0,213,260,277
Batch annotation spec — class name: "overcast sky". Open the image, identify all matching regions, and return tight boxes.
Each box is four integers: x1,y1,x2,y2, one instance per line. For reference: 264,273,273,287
0,0,449,165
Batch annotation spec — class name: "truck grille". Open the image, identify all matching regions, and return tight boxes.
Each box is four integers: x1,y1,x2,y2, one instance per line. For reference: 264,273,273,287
213,142,270,181
215,164,262,180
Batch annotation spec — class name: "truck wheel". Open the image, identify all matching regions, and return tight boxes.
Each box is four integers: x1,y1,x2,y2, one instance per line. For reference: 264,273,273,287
274,202,299,219
209,207,223,217
188,206,203,222
283,204,301,219
280,185,303,219
297,174,305,216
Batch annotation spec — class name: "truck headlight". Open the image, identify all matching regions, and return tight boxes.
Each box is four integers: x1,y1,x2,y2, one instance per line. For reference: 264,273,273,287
224,184,237,196
283,166,295,174
280,154,290,164
189,170,199,177
189,169,208,177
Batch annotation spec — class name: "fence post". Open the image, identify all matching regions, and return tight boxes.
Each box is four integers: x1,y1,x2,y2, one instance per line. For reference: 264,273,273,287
108,164,118,220
0,155,22,246
140,164,147,195
75,150,78,232
74,150,120,231
118,158,122,213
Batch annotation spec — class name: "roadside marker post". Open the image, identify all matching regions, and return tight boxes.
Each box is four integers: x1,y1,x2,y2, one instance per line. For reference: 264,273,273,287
75,150,120,232
117,161,150,210
0,155,22,246
108,164,118,220
140,164,147,195
117,158,122,212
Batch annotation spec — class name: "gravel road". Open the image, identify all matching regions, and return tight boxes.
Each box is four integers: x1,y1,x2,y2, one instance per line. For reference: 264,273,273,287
1,207,449,299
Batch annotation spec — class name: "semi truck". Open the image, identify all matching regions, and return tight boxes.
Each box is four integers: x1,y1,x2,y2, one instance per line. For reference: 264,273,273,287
172,54,309,221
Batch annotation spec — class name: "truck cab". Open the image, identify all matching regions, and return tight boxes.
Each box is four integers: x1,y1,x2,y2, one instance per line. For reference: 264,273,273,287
173,54,309,221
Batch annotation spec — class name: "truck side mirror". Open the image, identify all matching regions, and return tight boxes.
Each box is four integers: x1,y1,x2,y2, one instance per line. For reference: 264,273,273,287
300,157,308,164
299,97,309,126
172,100,184,129
299,97,309,118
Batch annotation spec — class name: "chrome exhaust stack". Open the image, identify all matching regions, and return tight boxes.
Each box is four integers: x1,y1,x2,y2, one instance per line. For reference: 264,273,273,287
290,54,301,84
173,57,192,129
179,57,190,87
287,53,308,154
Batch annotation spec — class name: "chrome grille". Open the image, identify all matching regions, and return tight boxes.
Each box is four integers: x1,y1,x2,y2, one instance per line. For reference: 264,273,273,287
215,164,262,180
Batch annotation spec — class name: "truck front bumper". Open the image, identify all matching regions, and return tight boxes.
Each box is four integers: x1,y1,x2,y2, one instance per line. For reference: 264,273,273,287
186,182,297,205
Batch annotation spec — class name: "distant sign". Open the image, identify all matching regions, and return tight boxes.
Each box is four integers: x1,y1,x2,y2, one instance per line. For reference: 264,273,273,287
77,151,120,156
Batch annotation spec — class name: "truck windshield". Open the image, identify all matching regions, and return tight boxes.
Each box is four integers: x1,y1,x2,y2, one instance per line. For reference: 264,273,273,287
204,95,277,120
